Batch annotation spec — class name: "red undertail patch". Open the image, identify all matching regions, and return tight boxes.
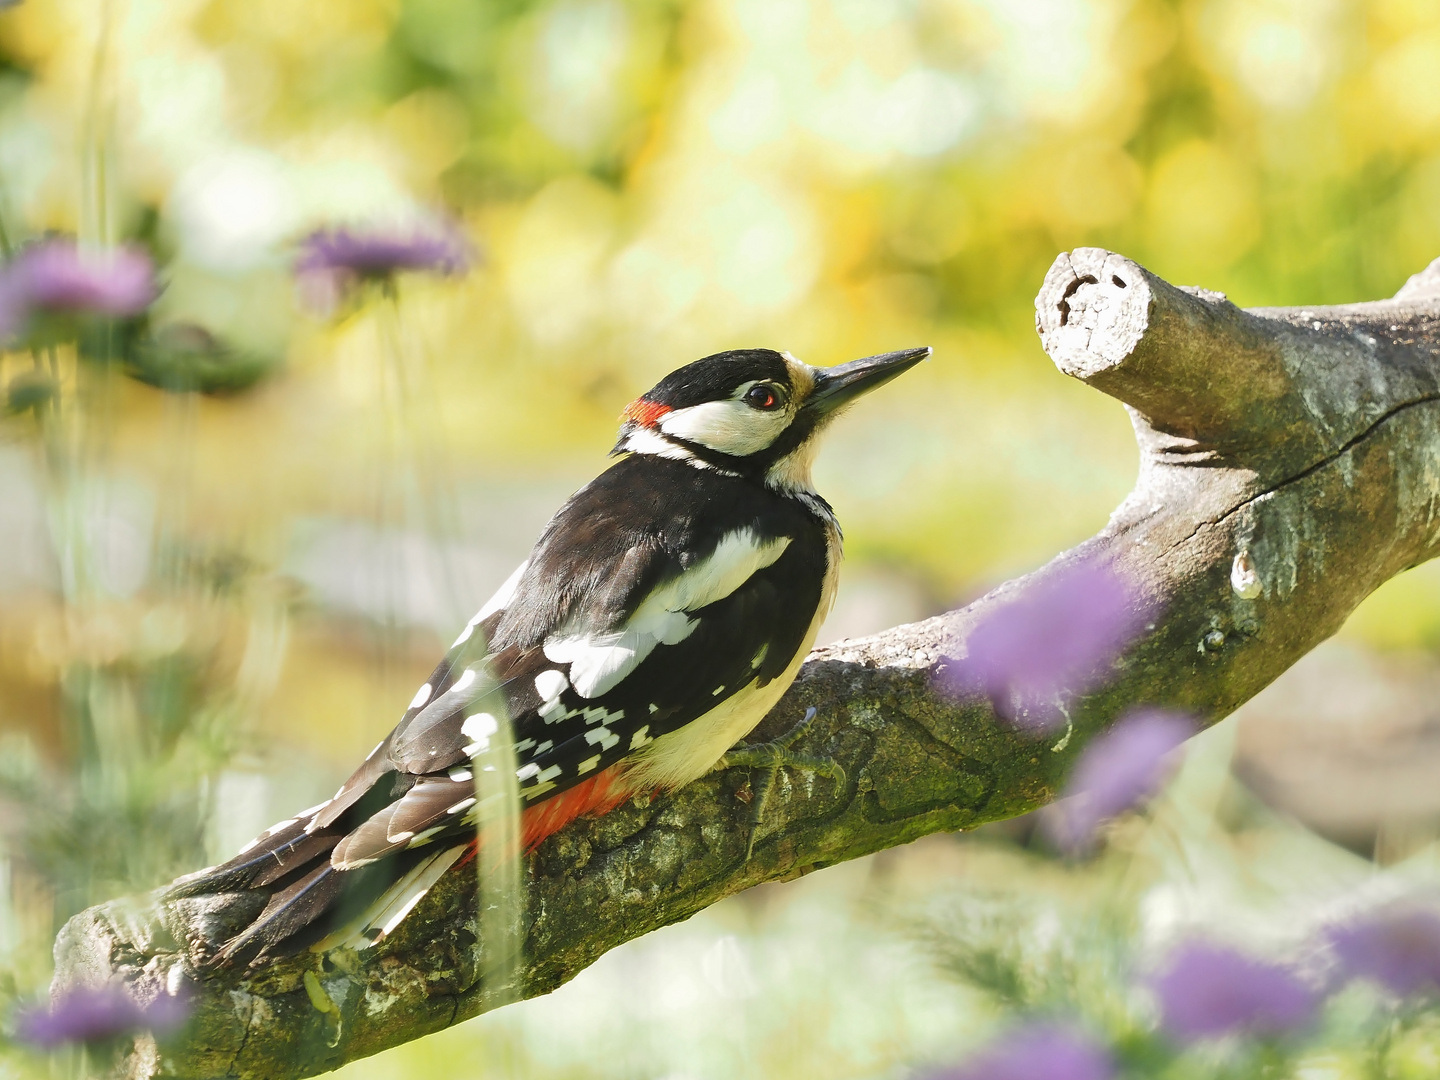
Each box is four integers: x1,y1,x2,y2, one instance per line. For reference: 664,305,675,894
519,766,630,852
458,765,631,868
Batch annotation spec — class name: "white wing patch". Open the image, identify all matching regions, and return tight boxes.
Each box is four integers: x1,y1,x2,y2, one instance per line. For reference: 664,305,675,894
544,618,696,698
543,528,791,699
657,529,792,612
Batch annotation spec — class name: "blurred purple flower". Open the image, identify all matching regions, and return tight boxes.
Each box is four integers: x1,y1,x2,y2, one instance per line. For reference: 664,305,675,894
929,1023,1114,1080
1149,940,1317,1043
294,220,473,312
1045,709,1195,855
1328,905,1440,998
940,557,1152,732
14,985,189,1049
0,240,156,337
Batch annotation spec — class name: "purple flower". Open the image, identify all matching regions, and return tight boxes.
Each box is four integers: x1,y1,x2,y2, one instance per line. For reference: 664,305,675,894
929,1023,1114,1080
1045,709,1195,854
1148,940,1317,1043
0,240,156,337
1328,905,1440,998
940,557,1152,731
14,985,189,1049
294,220,474,312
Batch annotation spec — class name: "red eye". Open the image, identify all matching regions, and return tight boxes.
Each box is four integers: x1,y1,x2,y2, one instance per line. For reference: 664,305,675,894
744,384,780,409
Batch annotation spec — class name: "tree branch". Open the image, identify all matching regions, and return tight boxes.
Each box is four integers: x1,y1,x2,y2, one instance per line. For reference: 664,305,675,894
52,248,1440,1079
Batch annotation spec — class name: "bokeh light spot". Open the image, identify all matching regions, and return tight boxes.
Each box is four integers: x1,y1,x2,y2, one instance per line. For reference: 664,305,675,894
1145,140,1260,272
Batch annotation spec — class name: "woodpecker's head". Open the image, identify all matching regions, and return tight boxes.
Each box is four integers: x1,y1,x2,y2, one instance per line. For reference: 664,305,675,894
615,346,930,491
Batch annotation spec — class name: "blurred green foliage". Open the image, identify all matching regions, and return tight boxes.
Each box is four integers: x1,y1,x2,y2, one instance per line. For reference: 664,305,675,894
3,0,1440,1076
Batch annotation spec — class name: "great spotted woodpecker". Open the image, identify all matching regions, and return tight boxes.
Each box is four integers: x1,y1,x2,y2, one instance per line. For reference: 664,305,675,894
172,345,929,965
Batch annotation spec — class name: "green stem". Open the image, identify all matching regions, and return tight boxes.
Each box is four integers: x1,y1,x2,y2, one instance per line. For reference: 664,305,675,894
80,0,116,249
371,283,524,998
0,192,14,258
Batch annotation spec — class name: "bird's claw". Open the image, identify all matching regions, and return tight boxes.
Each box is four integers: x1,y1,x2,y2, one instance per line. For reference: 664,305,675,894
720,706,846,861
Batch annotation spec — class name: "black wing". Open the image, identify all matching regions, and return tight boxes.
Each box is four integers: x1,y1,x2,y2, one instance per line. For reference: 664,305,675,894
325,455,830,851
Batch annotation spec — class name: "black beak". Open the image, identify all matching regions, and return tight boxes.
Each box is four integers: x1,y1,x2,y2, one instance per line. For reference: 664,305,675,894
804,346,931,418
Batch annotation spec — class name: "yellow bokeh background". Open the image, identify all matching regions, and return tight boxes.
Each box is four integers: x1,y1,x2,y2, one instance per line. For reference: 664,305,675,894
5,0,1440,1075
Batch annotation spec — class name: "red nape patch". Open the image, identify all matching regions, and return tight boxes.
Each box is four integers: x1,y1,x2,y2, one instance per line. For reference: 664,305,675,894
622,398,672,428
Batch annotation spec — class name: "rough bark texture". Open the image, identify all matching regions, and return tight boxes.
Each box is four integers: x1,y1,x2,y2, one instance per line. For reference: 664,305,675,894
51,248,1440,1079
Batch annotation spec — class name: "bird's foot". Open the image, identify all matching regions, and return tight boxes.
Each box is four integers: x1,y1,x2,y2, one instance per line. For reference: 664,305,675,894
720,706,845,860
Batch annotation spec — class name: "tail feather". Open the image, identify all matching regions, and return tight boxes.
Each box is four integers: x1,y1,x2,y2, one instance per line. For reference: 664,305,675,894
167,818,331,899
214,862,349,965
308,748,392,832
311,844,467,954
330,777,474,869
177,764,636,966
252,832,342,887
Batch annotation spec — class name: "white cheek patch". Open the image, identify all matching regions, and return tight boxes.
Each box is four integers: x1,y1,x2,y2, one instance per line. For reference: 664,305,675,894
620,426,697,462
658,399,789,457
542,529,790,699
618,427,741,476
